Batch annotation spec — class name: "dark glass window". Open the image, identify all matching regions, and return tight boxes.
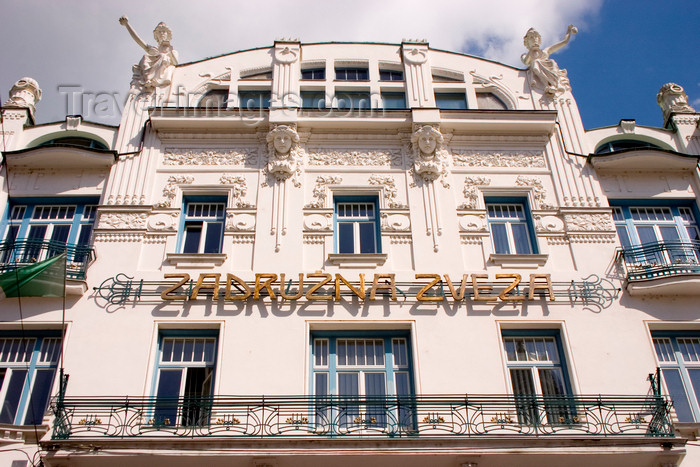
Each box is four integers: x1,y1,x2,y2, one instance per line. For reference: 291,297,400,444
379,70,403,81
301,68,326,80
335,68,369,81
435,93,467,110
238,91,271,109
381,92,406,109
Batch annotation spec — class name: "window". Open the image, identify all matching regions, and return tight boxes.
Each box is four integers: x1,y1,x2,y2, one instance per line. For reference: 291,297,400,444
301,91,326,109
1,199,97,266
301,68,326,80
594,139,663,155
652,333,700,422
335,68,369,81
612,205,699,249
311,331,413,429
502,331,574,425
334,197,380,254
198,90,228,109
238,91,271,109
335,92,370,110
153,332,218,426
486,201,536,255
380,92,406,109
434,92,467,110
0,333,61,425
179,197,226,254
379,70,403,81
476,92,508,110
36,137,108,150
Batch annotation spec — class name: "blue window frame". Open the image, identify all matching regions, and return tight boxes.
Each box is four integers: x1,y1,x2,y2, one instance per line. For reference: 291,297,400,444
335,92,370,110
238,91,271,109
335,68,369,81
379,70,403,81
434,92,467,110
502,330,574,425
612,204,700,248
0,198,98,265
301,91,326,109
152,331,218,427
0,332,61,425
486,199,537,255
381,92,406,109
334,196,380,254
311,331,414,429
652,332,700,423
301,68,326,80
178,197,226,254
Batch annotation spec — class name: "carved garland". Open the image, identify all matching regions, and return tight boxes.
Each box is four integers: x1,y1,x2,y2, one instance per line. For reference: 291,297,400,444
307,150,402,167
162,149,257,166
452,151,546,168
156,175,193,208
305,176,342,208
219,175,252,207
459,176,491,209
368,175,405,208
98,212,148,230
516,176,553,209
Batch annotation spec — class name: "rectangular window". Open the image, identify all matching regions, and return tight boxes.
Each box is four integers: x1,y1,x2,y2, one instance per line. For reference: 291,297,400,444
379,70,403,81
300,91,326,109
153,332,218,427
502,331,574,425
652,333,700,422
335,92,370,110
238,91,271,109
381,92,406,109
334,197,380,254
301,68,326,80
486,201,536,254
0,333,61,425
335,68,369,81
311,331,414,429
180,198,226,254
434,92,467,110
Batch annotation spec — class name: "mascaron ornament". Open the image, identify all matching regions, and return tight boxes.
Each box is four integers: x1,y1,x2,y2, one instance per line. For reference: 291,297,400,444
266,125,302,183
411,126,449,184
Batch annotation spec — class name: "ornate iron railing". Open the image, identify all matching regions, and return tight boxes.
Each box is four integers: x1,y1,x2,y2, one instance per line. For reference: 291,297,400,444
0,239,95,280
51,393,673,440
619,241,700,281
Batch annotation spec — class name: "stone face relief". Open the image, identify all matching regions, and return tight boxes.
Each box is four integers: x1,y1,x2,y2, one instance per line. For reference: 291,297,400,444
265,125,303,186
411,126,450,186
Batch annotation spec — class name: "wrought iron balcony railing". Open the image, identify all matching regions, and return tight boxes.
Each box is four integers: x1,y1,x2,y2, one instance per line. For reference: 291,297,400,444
619,241,700,281
51,393,673,440
0,239,95,280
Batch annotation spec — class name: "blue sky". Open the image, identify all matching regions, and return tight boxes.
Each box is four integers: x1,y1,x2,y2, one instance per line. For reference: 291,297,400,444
1,0,697,132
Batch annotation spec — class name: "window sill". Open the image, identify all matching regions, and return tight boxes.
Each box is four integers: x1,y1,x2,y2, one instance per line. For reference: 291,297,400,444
488,253,548,269
166,253,227,269
327,253,388,268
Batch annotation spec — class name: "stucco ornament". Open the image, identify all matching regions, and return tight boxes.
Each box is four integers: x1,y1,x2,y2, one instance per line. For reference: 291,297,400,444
521,25,577,96
306,176,342,208
3,77,42,116
411,126,450,186
156,175,193,208
273,44,300,64
147,212,179,231
368,175,405,208
99,212,148,230
657,83,696,122
119,16,179,93
460,176,491,209
515,176,553,209
265,125,303,185
219,175,252,207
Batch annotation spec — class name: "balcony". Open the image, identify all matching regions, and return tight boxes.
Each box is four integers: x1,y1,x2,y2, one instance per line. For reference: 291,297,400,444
51,393,672,440
0,239,95,281
619,241,700,295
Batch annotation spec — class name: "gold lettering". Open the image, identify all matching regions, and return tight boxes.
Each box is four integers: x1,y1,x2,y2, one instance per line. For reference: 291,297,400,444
496,274,524,301
254,273,278,299
528,274,555,301
305,273,333,300
334,274,365,301
190,273,221,300
369,274,397,301
415,274,443,301
472,274,494,301
443,274,469,301
224,274,251,300
279,273,304,300
161,273,190,300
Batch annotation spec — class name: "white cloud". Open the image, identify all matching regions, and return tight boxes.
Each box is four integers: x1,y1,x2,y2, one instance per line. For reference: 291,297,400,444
1,0,603,124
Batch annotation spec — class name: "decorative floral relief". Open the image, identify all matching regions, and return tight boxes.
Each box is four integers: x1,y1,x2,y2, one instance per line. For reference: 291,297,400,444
459,176,490,209
303,213,333,231
458,214,487,232
368,175,406,208
564,214,614,232
516,176,554,209
162,149,257,166
219,175,252,207
307,150,402,167
452,151,546,168
156,175,193,208
225,213,255,231
305,176,342,208
147,212,179,231
535,215,564,232
381,213,411,232
99,212,148,230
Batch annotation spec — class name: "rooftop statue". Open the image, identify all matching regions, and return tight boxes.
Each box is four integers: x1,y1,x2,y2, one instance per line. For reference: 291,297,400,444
119,16,179,94
521,25,577,96
657,83,696,122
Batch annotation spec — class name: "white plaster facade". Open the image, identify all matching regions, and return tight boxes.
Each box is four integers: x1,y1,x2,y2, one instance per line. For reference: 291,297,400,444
0,26,699,467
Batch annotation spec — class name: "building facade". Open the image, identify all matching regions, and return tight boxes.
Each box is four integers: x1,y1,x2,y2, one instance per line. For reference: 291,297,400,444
1,21,699,467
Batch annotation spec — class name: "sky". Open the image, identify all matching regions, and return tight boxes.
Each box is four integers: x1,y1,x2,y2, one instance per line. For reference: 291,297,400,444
1,0,698,130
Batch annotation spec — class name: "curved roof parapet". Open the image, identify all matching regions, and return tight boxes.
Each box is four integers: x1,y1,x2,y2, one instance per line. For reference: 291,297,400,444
2,144,117,169
587,147,699,171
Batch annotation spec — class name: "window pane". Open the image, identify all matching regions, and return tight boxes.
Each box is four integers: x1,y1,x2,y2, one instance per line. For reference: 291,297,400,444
491,223,510,254
154,369,183,426
659,226,681,242
183,225,202,253
338,373,359,396
636,226,658,244
203,222,223,254
338,223,355,253
435,93,467,110
365,373,387,426
662,368,694,422
512,223,533,254
23,368,56,425
539,368,566,396
359,222,376,254
616,226,632,249
510,368,536,394
0,370,27,424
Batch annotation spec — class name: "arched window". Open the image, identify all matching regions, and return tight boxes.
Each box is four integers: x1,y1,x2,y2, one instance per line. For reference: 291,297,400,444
37,137,108,150
594,139,662,155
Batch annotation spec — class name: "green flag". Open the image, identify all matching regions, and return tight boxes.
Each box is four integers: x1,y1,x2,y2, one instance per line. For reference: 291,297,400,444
0,253,66,299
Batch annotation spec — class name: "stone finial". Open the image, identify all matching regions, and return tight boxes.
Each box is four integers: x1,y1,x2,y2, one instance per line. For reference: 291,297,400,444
3,77,42,116
657,83,696,122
